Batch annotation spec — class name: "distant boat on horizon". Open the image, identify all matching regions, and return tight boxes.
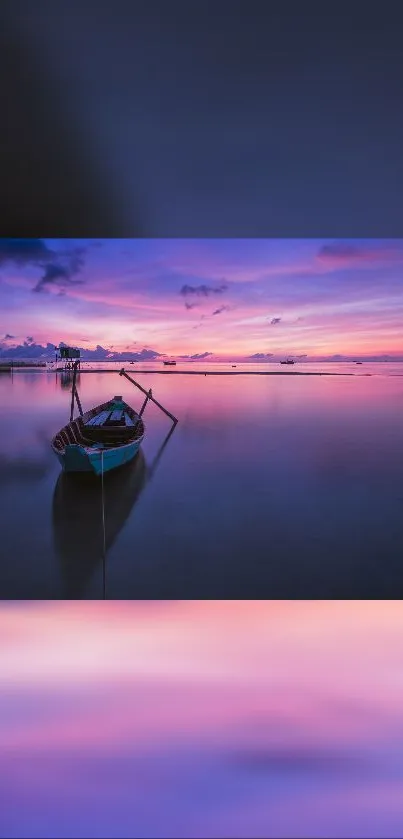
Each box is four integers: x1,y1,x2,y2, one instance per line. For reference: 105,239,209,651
163,360,177,366
280,358,295,365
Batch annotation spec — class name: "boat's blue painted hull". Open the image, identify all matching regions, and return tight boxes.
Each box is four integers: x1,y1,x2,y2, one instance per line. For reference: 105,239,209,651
57,440,141,475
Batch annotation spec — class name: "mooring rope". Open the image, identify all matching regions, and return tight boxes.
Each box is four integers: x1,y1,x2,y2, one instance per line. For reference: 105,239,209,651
100,449,106,599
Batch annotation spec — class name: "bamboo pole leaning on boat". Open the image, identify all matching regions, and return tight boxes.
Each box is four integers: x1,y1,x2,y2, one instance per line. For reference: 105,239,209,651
119,368,178,427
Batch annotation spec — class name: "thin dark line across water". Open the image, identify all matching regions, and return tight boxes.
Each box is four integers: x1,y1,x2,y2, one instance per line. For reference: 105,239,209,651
49,369,361,376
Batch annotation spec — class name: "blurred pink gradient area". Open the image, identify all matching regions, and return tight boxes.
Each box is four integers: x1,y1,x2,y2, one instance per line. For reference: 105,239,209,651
1,600,403,837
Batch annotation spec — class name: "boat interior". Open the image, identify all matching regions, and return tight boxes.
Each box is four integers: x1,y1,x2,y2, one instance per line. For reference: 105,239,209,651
52,402,144,452
85,407,135,428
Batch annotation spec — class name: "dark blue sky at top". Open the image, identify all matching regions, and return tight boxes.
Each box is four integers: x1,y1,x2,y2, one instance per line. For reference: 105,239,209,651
1,2,403,237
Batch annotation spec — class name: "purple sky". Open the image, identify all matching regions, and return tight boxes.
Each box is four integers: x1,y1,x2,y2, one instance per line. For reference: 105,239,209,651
1,238,403,361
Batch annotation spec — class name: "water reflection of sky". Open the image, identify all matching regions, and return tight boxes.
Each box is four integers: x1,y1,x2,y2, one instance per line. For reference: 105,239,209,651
1,601,403,837
1,371,403,597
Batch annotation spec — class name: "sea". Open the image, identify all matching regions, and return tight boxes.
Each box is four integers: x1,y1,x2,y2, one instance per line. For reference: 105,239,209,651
0,360,403,598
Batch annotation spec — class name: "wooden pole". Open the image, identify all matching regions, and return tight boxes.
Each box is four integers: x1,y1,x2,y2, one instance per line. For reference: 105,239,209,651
119,369,178,425
70,372,75,422
70,359,83,421
74,383,83,417
139,388,152,417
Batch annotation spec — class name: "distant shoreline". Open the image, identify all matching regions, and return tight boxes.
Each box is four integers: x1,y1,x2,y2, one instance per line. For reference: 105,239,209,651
2,367,365,377
85,370,360,376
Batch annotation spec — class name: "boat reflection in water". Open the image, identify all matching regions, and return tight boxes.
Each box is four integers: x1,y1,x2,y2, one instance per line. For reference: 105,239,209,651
52,424,176,597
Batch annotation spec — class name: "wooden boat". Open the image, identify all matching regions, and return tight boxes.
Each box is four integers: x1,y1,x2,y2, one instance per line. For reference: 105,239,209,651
51,396,145,475
51,363,178,477
52,415,177,596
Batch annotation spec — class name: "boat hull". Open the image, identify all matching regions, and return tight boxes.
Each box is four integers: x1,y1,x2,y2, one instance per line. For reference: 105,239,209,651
57,439,141,475
52,397,145,476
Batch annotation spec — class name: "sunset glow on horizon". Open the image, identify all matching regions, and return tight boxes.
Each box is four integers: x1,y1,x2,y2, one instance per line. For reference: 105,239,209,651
1,238,403,362
1,601,403,837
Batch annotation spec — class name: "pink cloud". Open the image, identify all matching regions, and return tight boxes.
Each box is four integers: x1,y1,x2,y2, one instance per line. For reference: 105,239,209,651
316,242,403,269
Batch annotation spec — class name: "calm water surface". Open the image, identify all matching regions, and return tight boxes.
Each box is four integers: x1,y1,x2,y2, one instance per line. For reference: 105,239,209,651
1,365,403,598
